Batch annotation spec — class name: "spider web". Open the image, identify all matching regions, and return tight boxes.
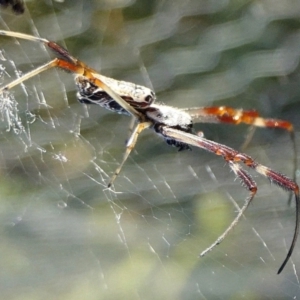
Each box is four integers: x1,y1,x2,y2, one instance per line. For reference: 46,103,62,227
0,0,300,299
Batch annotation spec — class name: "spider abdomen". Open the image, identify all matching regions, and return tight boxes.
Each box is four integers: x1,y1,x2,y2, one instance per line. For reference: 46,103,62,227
75,76,129,114
146,104,192,129
75,75,155,113
147,104,193,151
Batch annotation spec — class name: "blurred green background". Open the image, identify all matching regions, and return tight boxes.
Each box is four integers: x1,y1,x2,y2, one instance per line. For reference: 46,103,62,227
0,0,300,299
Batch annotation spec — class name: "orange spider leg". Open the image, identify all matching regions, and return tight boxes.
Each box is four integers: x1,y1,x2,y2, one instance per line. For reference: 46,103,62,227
185,106,297,188
47,41,144,120
0,38,143,120
185,106,294,131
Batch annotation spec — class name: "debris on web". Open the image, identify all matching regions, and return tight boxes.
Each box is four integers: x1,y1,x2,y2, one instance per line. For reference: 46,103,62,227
0,88,24,134
0,60,25,134
0,49,36,135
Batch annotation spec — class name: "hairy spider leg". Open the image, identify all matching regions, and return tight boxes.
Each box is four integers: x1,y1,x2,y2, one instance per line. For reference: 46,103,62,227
0,30,143,120
161,126,299,274
185,106,297,201
108,121,152,187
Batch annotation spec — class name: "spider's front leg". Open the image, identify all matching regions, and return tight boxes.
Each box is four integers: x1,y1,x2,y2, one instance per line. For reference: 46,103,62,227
0,30,147,120
160,126,299,274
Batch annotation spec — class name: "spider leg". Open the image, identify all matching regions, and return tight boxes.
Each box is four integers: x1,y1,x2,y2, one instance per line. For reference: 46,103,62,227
108,121,151,188
184,106,294,132
0,30,49,44
161,126,299,274
185,106,297,203
0,30,143,120
0,59,59,91
200,161,257,256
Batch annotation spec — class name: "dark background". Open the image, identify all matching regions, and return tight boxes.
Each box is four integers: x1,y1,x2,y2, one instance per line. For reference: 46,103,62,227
0,0,300,299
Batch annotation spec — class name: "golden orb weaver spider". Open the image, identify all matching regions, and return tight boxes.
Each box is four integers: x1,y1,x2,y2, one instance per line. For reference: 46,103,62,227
0,30,298,274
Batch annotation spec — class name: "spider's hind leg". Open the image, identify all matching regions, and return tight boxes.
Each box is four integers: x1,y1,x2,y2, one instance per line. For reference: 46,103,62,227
161,126,299,273
200,161,257,256
186,106,298,202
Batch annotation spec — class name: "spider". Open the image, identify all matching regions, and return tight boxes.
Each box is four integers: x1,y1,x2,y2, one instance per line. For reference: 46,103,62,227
0,30,298,274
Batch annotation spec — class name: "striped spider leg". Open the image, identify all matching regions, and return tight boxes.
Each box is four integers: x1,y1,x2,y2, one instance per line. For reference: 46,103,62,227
0,30,298,274
185,106,297,205
184,106,297,180
160,125,299,274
